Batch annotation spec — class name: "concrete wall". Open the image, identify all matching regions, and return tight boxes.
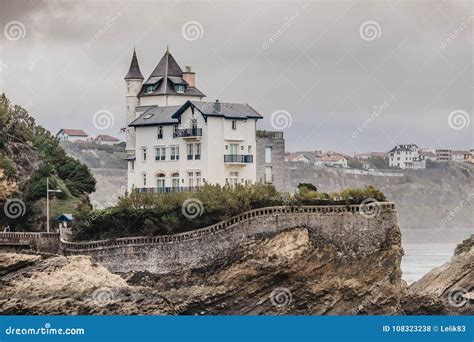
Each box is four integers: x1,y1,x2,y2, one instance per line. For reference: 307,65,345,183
256,131,286,191
59,203,398,274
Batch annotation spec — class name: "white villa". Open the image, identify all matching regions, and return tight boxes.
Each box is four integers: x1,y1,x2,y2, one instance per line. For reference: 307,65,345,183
388,144,425,169
124,48,262,192
56,129,89,142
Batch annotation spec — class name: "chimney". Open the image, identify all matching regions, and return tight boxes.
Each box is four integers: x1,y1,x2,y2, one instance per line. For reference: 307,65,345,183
183,65,195,87
214,99,221,112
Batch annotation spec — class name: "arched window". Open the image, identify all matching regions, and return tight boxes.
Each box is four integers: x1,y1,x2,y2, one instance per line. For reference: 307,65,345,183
156,173,165,193
171,172,179,190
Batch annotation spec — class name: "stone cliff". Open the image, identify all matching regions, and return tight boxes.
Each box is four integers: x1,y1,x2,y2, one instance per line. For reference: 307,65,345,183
403,235,473,315
0,226,403,315
0,204,405,315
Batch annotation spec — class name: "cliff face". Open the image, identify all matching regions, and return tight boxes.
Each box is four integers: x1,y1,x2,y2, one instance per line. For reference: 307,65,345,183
0,223,404,315
0,142,42,201
403,235,473,315
129,227,404,315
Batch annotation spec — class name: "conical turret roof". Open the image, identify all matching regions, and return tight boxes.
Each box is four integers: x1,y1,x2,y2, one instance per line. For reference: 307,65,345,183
124,49,144,80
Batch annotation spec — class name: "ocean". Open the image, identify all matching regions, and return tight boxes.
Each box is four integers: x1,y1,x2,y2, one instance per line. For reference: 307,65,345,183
401,242,457,284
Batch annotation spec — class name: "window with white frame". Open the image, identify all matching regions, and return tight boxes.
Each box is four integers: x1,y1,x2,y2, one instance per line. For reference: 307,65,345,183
196,171,202,187
141,147,147,162
265,147,272,163
188,171,194,187
157,126,163,139
230,143,238,155
265,166,272,183
231,120,237,130
171,146,179,160
155,147,166,161
142,172,147,186
229,171,239,186
187,144,194,160
195,143,201,160
171,173,180,189
156,173,165,190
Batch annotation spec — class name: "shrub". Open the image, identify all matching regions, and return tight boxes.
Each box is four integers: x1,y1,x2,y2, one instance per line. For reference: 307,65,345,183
74,183,387,241
297,183,317,191
0,156,17,179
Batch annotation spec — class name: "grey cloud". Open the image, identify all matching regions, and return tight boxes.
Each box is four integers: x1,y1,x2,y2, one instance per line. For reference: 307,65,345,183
0,0,472,152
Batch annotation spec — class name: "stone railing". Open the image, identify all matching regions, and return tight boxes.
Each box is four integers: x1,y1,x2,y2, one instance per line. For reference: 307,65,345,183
59,203,396,253
0,232,59,254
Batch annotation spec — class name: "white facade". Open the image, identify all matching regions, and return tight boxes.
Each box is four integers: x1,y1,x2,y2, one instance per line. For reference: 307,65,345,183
128,107,258,191
56,129,89,142
388,144,425,169
124,49,261,192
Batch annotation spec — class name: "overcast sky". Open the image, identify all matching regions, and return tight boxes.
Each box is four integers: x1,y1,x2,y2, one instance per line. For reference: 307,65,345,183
0,0,472,153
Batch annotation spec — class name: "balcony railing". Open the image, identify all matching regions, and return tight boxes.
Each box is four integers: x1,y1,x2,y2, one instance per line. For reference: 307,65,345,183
224,155,253,163
133,186,200,194
256,130,283,139
174,128,202,138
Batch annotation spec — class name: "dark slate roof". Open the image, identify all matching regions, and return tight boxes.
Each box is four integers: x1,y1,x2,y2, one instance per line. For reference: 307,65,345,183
129,100,263,127
129,105,181,127
388,144,419,153
124,49,144,80
189,101,263,119
143,76,162,85
169,77,187,85
139,49,205,98
294,151,320,164
149,49,183,77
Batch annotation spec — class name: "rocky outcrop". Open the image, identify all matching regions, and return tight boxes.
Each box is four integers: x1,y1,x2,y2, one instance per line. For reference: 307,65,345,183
403,235,473,315
0,226,404,315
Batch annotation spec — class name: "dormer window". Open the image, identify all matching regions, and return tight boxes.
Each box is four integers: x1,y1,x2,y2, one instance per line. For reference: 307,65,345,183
146,85,155,94
175,84,185,93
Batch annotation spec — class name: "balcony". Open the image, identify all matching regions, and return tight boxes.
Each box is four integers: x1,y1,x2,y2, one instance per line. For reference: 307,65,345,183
224,154,253,164
133,186,200,194
174,128,202,138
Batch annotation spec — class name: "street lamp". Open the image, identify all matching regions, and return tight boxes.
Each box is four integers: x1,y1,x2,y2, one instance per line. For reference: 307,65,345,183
46,177,62,233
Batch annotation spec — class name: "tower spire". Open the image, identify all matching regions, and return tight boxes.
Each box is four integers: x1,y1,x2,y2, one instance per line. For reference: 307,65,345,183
124,48,144,80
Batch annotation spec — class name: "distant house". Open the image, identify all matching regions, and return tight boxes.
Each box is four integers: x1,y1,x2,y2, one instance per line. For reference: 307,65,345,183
370,152,388,159
388,144,425,169
452,150,470,162
287,151,321,165
56,129,89,142
354,152,371,160
95,134,120,145
419,150,436,161
354,152,387,160
321,155,348,168
436,149,452,162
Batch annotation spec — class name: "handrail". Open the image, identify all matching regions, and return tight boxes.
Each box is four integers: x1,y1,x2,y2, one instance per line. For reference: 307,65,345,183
0,232,58,238
59,203,396,252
